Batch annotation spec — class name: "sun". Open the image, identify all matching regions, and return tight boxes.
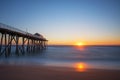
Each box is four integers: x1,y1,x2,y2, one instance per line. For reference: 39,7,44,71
76,42,84,46
75,42,85,51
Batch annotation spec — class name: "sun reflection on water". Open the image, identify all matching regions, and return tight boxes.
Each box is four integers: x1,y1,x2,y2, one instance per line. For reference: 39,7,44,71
75,45,85,51
75,63,87,72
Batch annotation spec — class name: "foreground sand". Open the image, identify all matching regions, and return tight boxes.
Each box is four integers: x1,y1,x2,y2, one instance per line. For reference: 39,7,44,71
0,65,120,80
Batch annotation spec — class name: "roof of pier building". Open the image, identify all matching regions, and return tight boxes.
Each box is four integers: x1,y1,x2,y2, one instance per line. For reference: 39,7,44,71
34,33,43,38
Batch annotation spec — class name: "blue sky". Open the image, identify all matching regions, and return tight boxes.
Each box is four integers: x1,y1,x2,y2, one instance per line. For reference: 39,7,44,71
0,0,120,45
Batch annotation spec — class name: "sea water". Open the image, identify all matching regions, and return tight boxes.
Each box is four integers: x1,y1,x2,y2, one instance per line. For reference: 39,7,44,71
0,46,120,70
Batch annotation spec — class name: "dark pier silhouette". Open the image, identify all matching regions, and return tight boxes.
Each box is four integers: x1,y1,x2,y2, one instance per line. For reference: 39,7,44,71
0,23,48,57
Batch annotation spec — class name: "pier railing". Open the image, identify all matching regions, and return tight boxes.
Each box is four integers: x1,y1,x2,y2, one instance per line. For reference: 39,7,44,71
0,23,26,35
0,23,47,40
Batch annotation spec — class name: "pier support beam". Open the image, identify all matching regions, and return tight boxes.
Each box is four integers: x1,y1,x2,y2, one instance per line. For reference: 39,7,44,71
22,37,25,55
27,38,30,53
4,33,8,57
8,34,11,56
15,35,19,56
0,33,3,54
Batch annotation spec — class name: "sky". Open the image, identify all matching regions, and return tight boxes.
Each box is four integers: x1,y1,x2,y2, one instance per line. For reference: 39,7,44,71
0,0,120,45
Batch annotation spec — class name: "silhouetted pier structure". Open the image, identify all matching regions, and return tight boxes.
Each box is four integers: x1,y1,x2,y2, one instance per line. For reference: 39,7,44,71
0,23,48,57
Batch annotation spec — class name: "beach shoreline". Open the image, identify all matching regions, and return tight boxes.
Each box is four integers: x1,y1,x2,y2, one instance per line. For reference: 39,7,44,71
0,64,120,80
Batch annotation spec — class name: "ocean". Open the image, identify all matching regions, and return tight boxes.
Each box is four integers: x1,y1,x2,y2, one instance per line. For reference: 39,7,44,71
0,46,120,70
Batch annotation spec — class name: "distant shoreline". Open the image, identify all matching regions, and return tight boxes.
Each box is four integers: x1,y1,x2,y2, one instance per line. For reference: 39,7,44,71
48,45,120,47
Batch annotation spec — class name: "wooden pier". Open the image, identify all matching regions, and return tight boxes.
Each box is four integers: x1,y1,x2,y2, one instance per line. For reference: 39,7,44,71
0,23,48,57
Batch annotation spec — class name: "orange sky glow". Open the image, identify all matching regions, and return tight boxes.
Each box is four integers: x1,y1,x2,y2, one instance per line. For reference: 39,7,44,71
48,39,120,45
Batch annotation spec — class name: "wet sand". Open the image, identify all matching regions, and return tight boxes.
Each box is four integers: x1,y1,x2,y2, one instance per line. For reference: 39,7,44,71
0,65,120,80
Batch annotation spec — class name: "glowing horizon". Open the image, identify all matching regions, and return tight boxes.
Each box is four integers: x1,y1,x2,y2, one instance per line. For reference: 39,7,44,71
48,40,120,46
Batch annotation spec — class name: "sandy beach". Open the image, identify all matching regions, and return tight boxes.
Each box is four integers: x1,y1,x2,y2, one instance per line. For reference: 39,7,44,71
0,65,120,80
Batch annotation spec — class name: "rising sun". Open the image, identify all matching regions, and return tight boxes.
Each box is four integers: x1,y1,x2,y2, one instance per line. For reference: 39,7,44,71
76,42,84,46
